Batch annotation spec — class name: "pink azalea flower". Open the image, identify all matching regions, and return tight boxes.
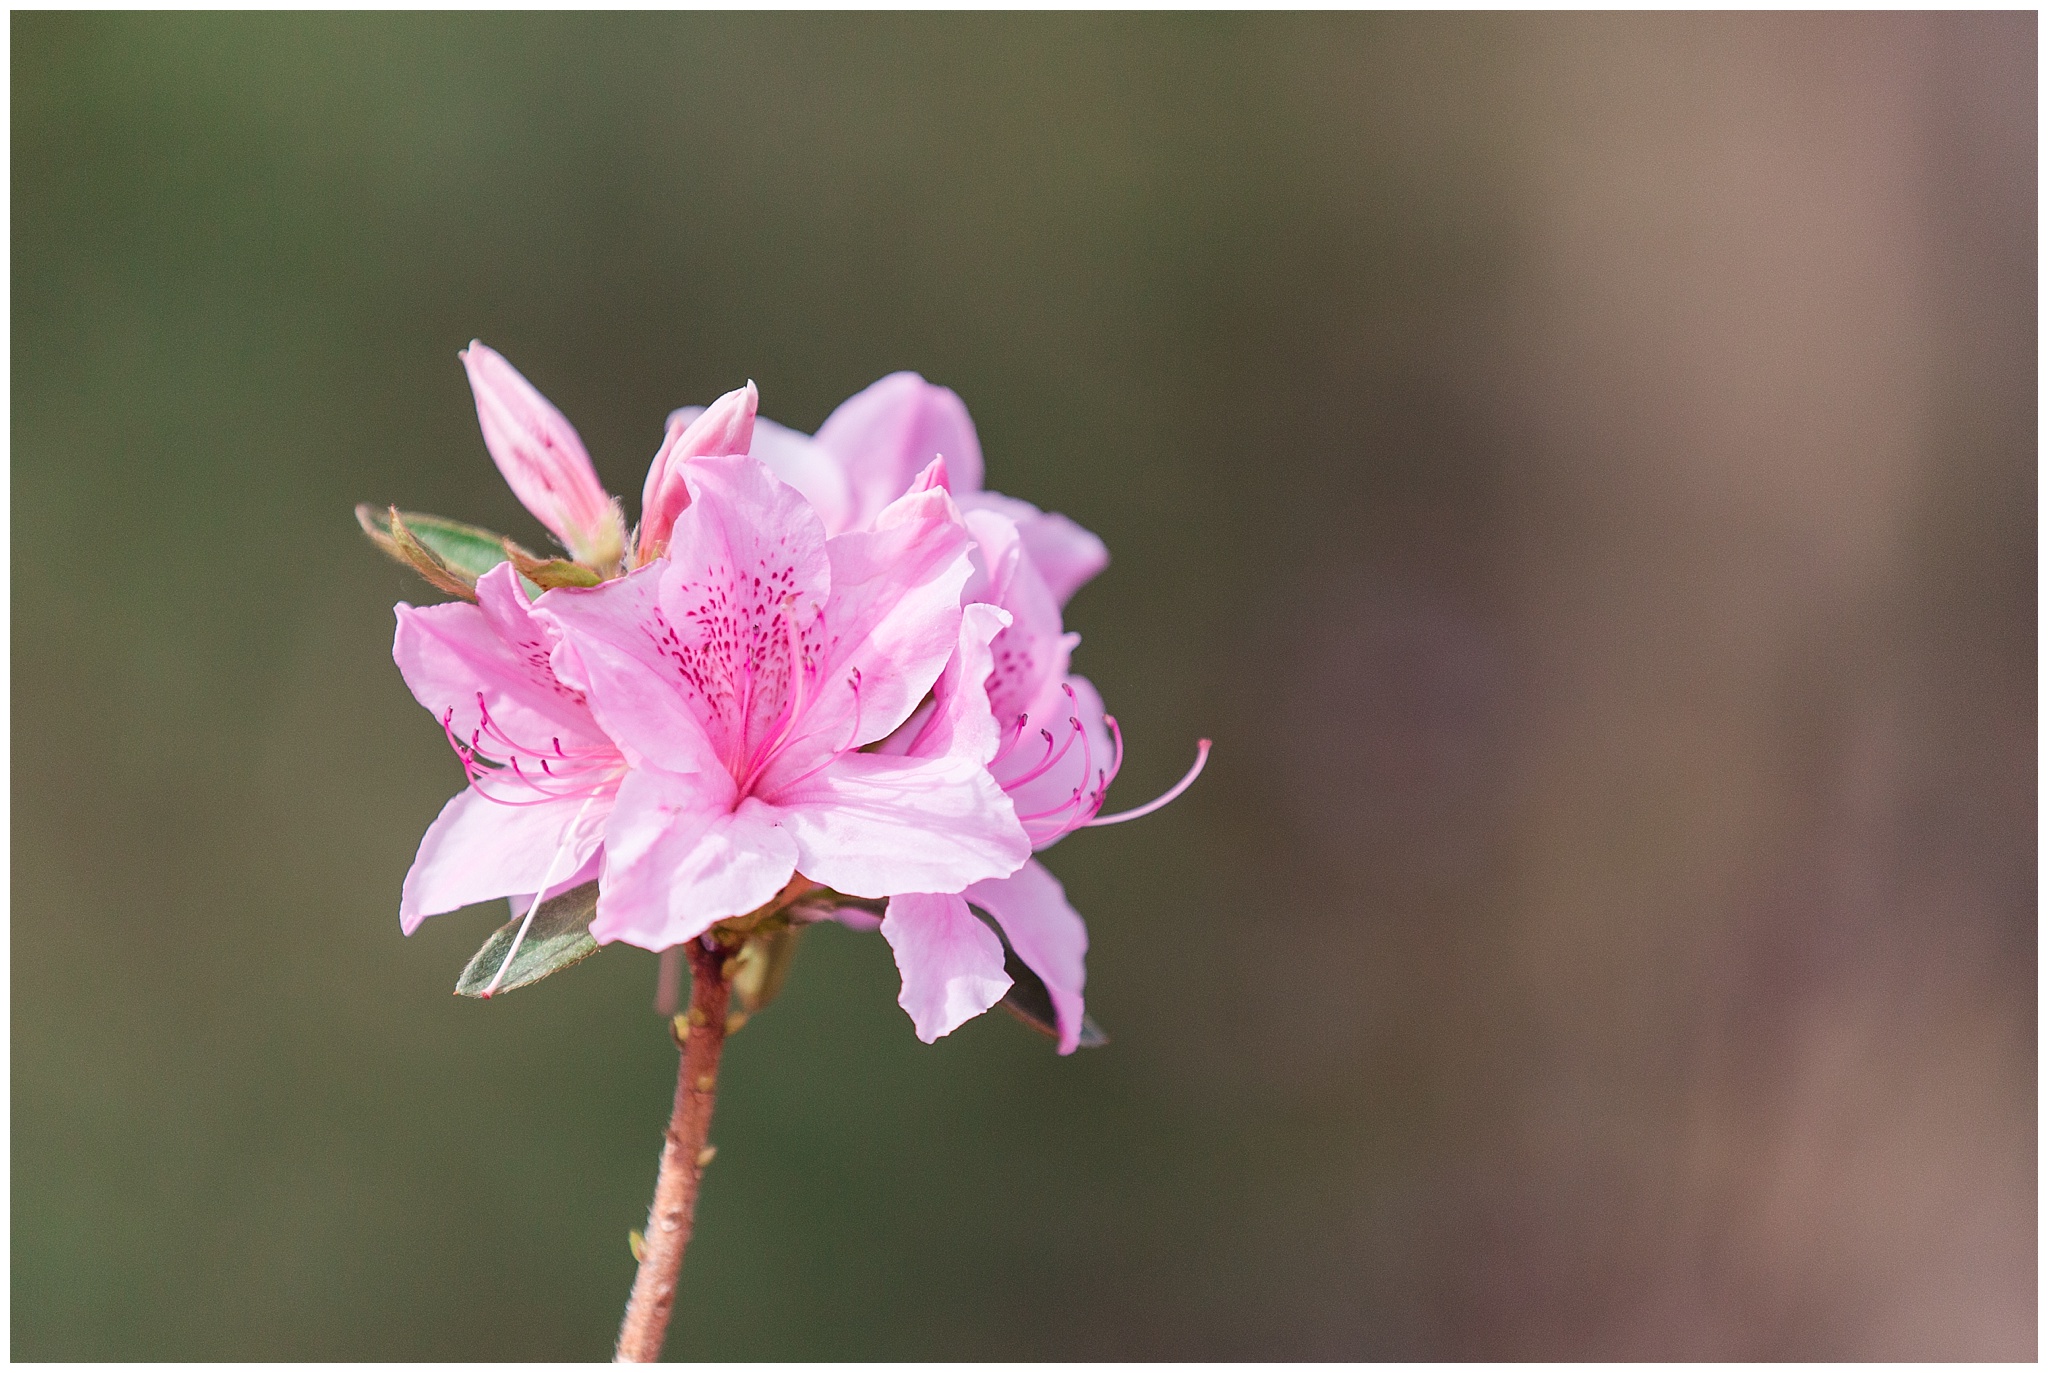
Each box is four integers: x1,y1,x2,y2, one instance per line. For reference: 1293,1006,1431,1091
394,561,624,936
871,509,1208,1053
669,371,1110,606
534,453,1032,952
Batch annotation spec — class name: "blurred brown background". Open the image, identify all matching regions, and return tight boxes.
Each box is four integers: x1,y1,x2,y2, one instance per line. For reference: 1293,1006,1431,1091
13,12,2034,1359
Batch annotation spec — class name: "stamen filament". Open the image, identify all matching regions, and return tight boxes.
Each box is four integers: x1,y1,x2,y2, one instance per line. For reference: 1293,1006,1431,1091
1085,738,1210,827
482,789,602,998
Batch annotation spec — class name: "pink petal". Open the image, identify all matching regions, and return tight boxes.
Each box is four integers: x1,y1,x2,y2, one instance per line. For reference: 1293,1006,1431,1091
959,490,1108,608
534,566,727,781
460,342,623,567
766,749,1028,899
636,382,758,564
657,455,834,773
772,479,974,770
814,372,985,529
963,509,1073,726
960,503,1023,608
880,892,1012,1043
968,859,1089,1054
904,601,1012,766
400,786,611,933
393,568,610,763
748,417,858,534
668,408,857,535
592,771,798,950
502,849,603,919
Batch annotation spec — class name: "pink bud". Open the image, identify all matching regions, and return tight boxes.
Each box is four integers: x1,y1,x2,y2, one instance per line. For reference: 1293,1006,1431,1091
635,381,758,565
460,342,625,568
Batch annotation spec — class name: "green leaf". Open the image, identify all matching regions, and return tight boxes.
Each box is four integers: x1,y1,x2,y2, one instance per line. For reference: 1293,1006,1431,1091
996,944,1108,1049
455,881,602,998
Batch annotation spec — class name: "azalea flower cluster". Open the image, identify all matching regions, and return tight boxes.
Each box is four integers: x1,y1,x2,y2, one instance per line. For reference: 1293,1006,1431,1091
382,344,1204,1052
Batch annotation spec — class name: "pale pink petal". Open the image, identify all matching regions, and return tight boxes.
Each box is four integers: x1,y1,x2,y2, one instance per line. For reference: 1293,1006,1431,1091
960,504,1023,608
766,749,1028,899
470,561,558,664
503,849,602,920
814,372,984,528
399,785,611,933
654,455,834,773
897,601,1012,766
867,698,935,758
592,770,797,950
747,417,857,535
393,579,608,763
460,342,624,567
964,509,1072,725
968,859,1089,1054
667,407,858,535
534,567,726,781
959,490,1108,607
881,892,1012,1043
636,382,758,564
766,477,973,771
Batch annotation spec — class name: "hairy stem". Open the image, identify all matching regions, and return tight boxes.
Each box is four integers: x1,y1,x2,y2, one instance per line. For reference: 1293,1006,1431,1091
615,939,731,1363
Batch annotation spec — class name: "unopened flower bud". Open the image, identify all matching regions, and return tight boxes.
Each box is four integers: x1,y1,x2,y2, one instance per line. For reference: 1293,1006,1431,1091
635,381,758,565
460,341,626,569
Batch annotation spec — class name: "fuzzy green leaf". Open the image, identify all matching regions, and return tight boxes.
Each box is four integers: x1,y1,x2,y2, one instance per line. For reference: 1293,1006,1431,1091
455,881,602,998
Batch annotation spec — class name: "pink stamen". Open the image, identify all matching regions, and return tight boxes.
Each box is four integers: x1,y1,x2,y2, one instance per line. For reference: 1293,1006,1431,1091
737,603,813,796
1014,788,1087,825
441,698,621,807
988,712,1033,768
1001,727,1063,788
1085,738,1211,827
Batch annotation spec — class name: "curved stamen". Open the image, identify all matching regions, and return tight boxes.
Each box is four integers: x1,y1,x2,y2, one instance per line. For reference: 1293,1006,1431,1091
988,712,1033,768
1071,710,1095,799
1002,727,1060,785
1102,715,1127,787
442,697,621,807
1070,715,1127,824
1015,788,1087,825
482,788,603,998
1085,738,1211,827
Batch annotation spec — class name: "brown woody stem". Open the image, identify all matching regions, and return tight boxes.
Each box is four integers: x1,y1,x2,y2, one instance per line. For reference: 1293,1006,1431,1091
614,939,731,1363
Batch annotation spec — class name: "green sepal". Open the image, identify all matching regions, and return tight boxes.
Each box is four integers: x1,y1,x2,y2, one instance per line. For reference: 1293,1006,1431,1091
996,944,1109,1049
455,880,602,998
357,503,526,598
507,543,604,590
731,924,804,1015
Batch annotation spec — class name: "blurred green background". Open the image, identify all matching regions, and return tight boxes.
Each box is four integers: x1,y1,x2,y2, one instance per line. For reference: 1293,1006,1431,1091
13,13,2034,1360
